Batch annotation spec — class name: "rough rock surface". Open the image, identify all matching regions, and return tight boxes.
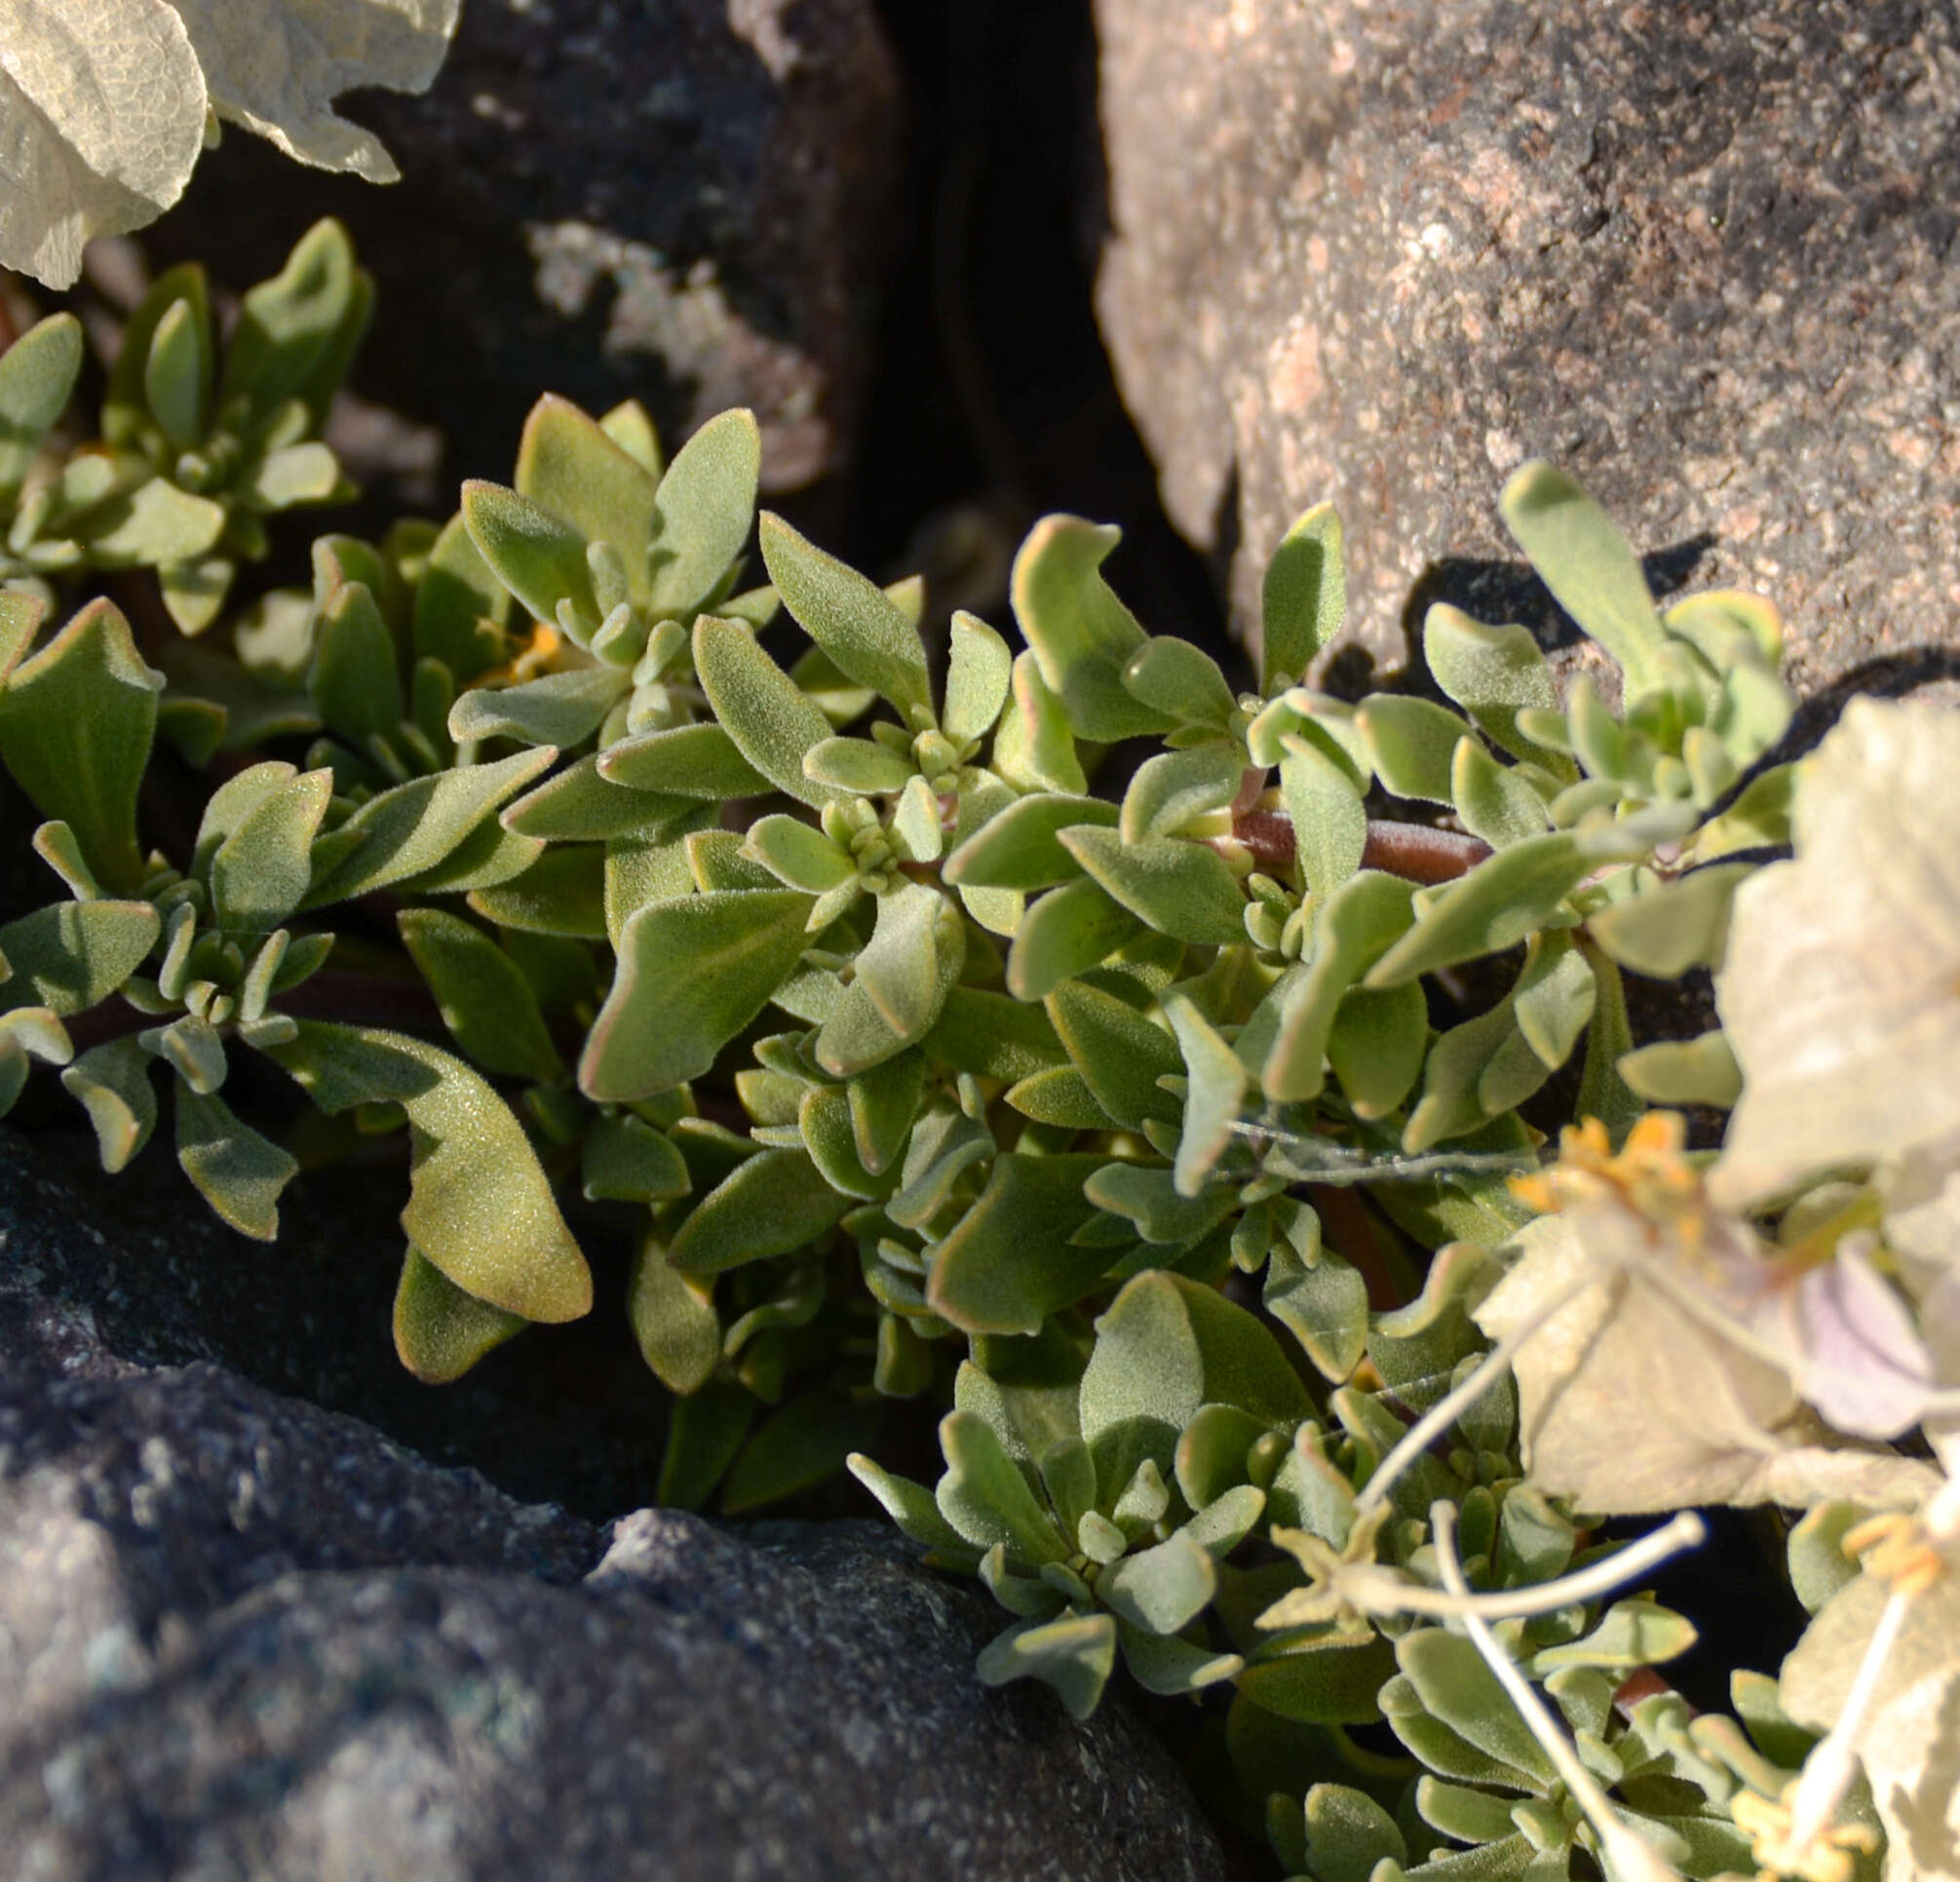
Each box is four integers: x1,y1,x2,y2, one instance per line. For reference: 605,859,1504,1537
0,1267,1226,1882
143,0,903,502
0,1123,680,1518
1093,0,1960,699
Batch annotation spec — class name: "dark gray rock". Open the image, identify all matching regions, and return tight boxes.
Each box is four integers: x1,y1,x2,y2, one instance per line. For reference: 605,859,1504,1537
142,0,903,505
1093,0,1960,699
0,1304,1225,1882
0,1123,680,1519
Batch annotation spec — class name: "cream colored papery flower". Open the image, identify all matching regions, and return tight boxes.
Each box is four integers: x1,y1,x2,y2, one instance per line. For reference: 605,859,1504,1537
0,0,207,289
0,0,463,288
163,0,462,183
1711,697,1960,1213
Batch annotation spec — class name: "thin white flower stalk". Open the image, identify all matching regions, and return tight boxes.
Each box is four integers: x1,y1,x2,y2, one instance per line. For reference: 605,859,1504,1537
1337,1510,1708,1622
1778,1583,1915,1860
1773,1478,1960,1872
1355,1261,1601,1520
1430,1501,1686,1882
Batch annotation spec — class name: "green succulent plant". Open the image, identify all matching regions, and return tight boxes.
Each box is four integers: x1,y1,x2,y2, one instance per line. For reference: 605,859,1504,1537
7,222,1933,1882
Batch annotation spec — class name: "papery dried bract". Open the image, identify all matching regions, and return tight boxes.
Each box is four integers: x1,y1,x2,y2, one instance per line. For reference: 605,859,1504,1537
164,0,461,181
1712,699,1960,1211
1474,1211,1940,1516
0,0,207,289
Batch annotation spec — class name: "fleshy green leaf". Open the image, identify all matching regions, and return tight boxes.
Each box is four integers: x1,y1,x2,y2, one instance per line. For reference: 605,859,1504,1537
448,665,630,749
1262,503,1345,691
1422,605,1573,771
1047,979,1182,1130
309,578,400,746
646,409,761,620
925,986,1068,1082
1451,736,1550,850
1006,878,1143,1002
1356,696,1474,806
667,1147,850,1274
814,887,965,1077
1121,742,1243,844
627,1232,721,1392
1098,1528,1217,1634
266,1020,592,1321
584,1112,691,1204
305,747,557,904
461,480,599,638
0,900,161,1016
399,907,564,1085
59,1037,156,1172
582,889,816,1098
1167,994,1248,1196
803,735,915,795
1500,461,1666,697
927,1153,1115,1335
1587,862,1754,978
1282,734,1365,900
394,1246,525,1383
502,754,685,841
468,843,608,939
414,513,510,683
760,511,931,720
0,313,83,503
1011,515,1176,742
599,720,773,799
513,394,656,583
1060,826,1246,946
1364,833,1589,988
210,767,332,934
1263,871,1417,1100
1619,1030,1742,1107
944,791,1117,892
943,610,1014,746
1326,982,1427,1120
976,1611,1118,1721
175,1082,299,1241
1121,637,1237,732
1079,1270,1311,1483
0,598,161,893
693,616,838,807
1266,1237,1368,1381
995,651,1088,795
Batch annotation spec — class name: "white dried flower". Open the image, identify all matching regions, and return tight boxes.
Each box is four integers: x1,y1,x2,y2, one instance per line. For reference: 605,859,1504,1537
1710,697,1960,1214
0,0,462,289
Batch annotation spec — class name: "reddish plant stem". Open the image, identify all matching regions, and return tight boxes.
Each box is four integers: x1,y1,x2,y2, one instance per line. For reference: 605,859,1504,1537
1228,799,1493,885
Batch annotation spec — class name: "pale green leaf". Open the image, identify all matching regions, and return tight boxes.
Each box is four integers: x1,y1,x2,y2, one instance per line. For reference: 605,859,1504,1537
1500,461,1667,696
0,597,161,893
462,480,599,639
394,1245,525,1383
667,1147,850,1274
944,791,1116,892
1262,503,1345,691
943,610,1014,747
927,1153,1116,1335
582,888,815,1098
514,393,655,582
175,1082,299,1242
1120,742,1242,844
693,615,837,807
760,510,930,719
398,907,563,1084
448,665,629,748
1060,826,1246,946
1011,515,1175,742
647,408,761,620
266,1019,591,1321
1006,878,1143,1003
0,314,83,500
305,746,556,904
1364,833,1590,988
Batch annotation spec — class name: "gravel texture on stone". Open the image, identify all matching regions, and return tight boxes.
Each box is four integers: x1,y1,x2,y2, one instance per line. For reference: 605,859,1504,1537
0,1124,680,1518
143,0,903,507
0,1266,1225,1882
1093,0,1960,701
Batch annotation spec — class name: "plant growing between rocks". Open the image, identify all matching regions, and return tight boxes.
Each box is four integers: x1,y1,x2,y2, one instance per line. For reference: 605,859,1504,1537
2,224,1956,1882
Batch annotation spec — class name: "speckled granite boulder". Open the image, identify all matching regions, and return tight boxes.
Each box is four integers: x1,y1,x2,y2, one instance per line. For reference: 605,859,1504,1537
0,1230,1225,1882
143,0,903,502
1094,0,1960,697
